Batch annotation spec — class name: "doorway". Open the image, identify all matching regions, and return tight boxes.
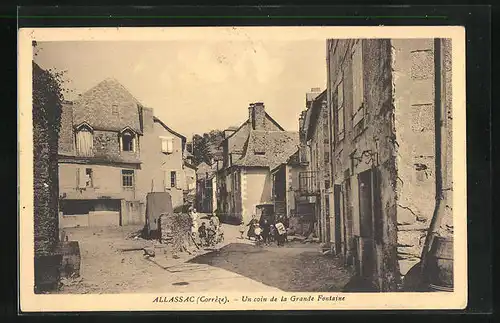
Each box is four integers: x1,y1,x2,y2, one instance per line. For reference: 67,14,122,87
357,168,382,281
333,185,342,255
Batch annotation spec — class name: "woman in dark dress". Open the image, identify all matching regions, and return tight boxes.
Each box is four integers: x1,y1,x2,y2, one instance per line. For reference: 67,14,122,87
246,214,258,240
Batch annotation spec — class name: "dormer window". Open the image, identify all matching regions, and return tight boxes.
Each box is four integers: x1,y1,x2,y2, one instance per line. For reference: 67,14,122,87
75,123,94,157
254,151,266,156
119,128,136,152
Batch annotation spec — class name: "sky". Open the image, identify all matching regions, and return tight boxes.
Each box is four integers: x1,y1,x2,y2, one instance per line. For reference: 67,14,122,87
34,40,327,138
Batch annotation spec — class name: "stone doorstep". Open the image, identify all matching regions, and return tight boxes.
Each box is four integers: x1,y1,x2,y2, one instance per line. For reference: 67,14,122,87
397,223,428,231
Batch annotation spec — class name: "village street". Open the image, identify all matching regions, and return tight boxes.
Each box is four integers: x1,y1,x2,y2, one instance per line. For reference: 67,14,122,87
56,215,353,294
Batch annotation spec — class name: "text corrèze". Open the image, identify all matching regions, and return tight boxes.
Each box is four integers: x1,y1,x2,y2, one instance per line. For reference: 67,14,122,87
153,296,229,304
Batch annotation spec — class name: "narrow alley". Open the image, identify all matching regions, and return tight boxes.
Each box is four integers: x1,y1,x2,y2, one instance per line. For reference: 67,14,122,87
56,218,352,294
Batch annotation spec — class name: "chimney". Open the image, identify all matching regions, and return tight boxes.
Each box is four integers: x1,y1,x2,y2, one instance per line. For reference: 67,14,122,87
306,87,322,107
248,102,266,130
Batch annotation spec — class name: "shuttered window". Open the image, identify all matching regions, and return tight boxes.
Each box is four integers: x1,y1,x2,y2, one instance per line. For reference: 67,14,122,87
161,136,174,154
335,79,345,142
352,41,365,126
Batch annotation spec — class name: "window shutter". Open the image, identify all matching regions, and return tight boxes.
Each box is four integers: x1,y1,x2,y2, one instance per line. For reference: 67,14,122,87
161,137,174,153
77,167,86,188
352,42,364,114
167,138,174,153
161,138,168,153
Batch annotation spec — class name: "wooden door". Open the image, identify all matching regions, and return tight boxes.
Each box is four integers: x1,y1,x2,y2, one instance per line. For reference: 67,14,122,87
344,177,354,266
358,169,375,279
333,185,342,255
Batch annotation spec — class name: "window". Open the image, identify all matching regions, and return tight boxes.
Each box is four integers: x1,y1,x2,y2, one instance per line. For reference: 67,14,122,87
122,170,134,187
112,104,119,116
233,172,240,191
335,80,345,142
161,136,174,154
325,194,330,217
121,131,135,152
76,125,93,156
254,151,266,155
325,179,331,190
324,150,330,164
85,168,93,187
170,171,177,188
352,41,365,126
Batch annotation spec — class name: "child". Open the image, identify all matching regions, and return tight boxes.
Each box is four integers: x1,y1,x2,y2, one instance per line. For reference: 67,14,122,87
254,224,262,243
275,221,286,246
239,220,246,239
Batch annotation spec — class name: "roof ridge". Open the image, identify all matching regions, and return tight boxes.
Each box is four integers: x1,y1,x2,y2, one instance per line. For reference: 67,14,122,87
75,78,143,106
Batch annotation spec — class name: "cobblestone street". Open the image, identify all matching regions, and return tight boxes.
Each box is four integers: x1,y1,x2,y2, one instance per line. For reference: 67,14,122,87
56,219,353,294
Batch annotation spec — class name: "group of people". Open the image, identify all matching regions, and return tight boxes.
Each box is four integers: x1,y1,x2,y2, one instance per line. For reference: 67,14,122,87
189,207,224,247
240,214,288,246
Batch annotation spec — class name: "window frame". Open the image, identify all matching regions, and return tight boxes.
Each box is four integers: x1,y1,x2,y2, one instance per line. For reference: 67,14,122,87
324,150,330,164
170,171,177,188
75,124,94,157
85,168,93,188
352,41,365,127
111,104,119,116
334,77,345,143
122,169,134,188
121,130,136,152
161,136,174,154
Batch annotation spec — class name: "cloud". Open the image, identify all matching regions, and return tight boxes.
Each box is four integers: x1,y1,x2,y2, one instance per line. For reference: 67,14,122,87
133,60,145,74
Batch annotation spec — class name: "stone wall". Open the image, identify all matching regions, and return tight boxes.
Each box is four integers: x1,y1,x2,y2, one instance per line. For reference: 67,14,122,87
391,39,441,281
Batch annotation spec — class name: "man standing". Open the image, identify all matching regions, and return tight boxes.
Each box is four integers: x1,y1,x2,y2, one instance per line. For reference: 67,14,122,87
190,207,199,237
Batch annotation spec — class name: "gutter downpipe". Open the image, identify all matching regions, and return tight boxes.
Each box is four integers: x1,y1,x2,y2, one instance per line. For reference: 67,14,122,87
419,38,449,278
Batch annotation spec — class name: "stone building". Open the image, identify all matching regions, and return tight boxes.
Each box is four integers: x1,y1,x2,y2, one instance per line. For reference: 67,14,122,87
298,88,332,241
217,102,299,224
195,161,216,213
325,39,453,291
270,149,306,233
57,78,191,228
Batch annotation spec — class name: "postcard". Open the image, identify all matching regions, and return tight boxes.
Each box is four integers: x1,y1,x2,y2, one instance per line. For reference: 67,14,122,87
18,26,467,311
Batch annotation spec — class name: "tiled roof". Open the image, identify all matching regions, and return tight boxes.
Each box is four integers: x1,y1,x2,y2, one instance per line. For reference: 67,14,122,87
233,130,299,169
227,122,251,153
72,78,143,134
304,89,327,141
